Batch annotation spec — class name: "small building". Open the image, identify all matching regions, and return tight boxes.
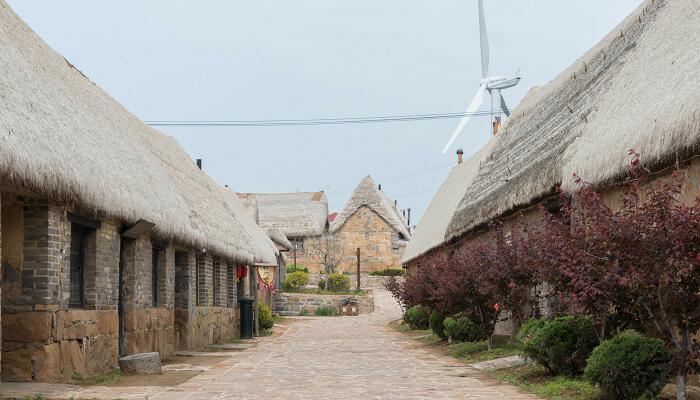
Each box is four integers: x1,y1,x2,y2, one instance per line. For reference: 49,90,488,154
238,192,329,272
330,176,410,273
0,1,278,383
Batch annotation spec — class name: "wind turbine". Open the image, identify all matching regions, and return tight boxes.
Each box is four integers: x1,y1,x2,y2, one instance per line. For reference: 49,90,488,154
442,0,521,154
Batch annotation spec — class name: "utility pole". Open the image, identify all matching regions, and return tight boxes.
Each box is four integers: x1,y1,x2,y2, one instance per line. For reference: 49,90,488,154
356,247,361,290
293,243,297,272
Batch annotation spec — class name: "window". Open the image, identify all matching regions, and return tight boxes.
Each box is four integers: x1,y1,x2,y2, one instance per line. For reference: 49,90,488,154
291,238,305,253
391,235,400,253
151,245,159,307
69,223,87,307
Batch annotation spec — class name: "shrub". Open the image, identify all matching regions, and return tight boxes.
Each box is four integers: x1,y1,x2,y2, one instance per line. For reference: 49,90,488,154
315,306,338,316
258,302,274,330
521,316,598,376
585,331,672,400
285,264,308,273
517,318,547,361
282,271,309,292
404,305,430,330
318,278,326,290
443,314,485,342
369,268,405,277
325,273,351,292
429,311,447,339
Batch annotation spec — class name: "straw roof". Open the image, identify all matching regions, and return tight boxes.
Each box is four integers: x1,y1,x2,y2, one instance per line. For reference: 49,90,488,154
401,138,498,264
447,0,700,240
238,192,329,237
266,228,292,251
0,1,277,265
330,176,411,239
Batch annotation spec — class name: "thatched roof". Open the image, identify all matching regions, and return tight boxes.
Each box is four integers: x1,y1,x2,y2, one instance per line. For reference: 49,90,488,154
330,176,411,239
447,0,700,240
266,228,292,251
0,1,277,265
402,138,498,264
238,192,329,237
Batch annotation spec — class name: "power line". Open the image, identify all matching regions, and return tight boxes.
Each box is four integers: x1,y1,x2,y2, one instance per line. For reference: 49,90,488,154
145,109,507,127
328,187,439,209
325,161,455,197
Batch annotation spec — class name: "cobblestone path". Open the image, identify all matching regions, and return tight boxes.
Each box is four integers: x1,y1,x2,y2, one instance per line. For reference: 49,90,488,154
156,288,538,400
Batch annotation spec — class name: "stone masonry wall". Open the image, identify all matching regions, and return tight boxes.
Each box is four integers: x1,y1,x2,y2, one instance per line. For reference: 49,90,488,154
274,290,374,315
335,206,404,273
2,198,120,382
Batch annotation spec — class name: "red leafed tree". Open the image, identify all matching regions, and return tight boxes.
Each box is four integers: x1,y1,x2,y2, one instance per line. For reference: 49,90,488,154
613,154,700,400
531,186,644,341
462,222,536,350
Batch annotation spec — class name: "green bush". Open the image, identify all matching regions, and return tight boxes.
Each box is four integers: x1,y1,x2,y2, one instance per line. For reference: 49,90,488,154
429,311,447,339
325,273,351,292
404,305,430,330
282,271,309,292
285,264,309,273
318,278,326,290
443,314,485,342
369,268,405,277
585,331,672,400
258,302,274,330
520,316,598,376
315,306,338,316
517,318,547,361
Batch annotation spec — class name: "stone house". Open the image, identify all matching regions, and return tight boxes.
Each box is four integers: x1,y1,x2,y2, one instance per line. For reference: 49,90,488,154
238,192,329,272
0,0,279,383
402,0,700,336
331,176,410,273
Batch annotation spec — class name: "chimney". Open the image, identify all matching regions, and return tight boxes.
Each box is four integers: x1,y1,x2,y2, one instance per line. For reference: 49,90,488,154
378,184,382,191
407,208,411,226
394,200,397,206
196,159,202,169
492,116,502,136
457,148,464,164
402,210,406,217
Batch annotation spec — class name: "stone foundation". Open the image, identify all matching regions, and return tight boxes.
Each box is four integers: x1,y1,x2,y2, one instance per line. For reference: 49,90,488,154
175,306,236,351
274,290,374,316
1,309,118,382
123,308,174,359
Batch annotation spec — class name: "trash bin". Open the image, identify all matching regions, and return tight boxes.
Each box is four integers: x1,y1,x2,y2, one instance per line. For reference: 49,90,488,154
339,298,359,316
239,298,254,339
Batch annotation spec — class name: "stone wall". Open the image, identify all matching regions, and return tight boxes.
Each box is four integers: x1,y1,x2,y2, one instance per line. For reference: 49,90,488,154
274,290,374,315
334,206,404,273
175,306,236,351
123,308,174,358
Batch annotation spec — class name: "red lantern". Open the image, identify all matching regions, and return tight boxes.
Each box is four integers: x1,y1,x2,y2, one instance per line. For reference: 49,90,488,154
236,266,248,280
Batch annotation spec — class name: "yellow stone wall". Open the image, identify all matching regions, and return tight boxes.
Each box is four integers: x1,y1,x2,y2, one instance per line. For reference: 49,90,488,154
335,206,404,273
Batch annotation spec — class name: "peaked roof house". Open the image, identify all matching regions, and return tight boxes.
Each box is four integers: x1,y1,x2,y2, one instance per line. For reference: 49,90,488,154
330,176,411,273
0,0,277,382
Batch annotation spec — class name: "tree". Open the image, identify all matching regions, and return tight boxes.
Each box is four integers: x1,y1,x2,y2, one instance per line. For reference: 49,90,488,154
306,231,344,274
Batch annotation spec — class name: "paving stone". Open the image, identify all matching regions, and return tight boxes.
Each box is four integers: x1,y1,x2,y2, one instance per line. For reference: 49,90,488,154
119,352,162,374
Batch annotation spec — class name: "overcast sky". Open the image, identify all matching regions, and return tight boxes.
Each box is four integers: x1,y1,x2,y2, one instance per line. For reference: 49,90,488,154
8,0,643,223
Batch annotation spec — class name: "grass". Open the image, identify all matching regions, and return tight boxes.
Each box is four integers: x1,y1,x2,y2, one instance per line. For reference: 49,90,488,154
314,306,339,316
448,340,523,363
273,315,285,324
227,336,242,344
72,369,123,386
491,364,600,400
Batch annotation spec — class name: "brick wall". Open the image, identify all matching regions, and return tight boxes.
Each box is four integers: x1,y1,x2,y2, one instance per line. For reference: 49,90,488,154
213,258,227,307
226,262,236,308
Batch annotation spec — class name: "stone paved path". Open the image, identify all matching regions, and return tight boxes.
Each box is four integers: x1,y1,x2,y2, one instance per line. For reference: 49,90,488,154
0,288,539,399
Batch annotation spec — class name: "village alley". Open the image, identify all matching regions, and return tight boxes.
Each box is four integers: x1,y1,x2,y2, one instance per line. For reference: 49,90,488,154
0,287,538,400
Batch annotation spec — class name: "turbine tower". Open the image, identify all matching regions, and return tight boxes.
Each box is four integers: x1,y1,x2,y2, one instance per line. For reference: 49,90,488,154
442,0,521,154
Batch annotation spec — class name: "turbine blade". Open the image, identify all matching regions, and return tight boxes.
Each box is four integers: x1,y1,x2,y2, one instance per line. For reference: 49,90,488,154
478,0,490,79
442,84,487,154
500,95,511,117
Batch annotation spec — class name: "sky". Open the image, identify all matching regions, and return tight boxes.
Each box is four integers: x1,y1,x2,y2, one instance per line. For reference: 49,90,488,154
8,0,643,224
